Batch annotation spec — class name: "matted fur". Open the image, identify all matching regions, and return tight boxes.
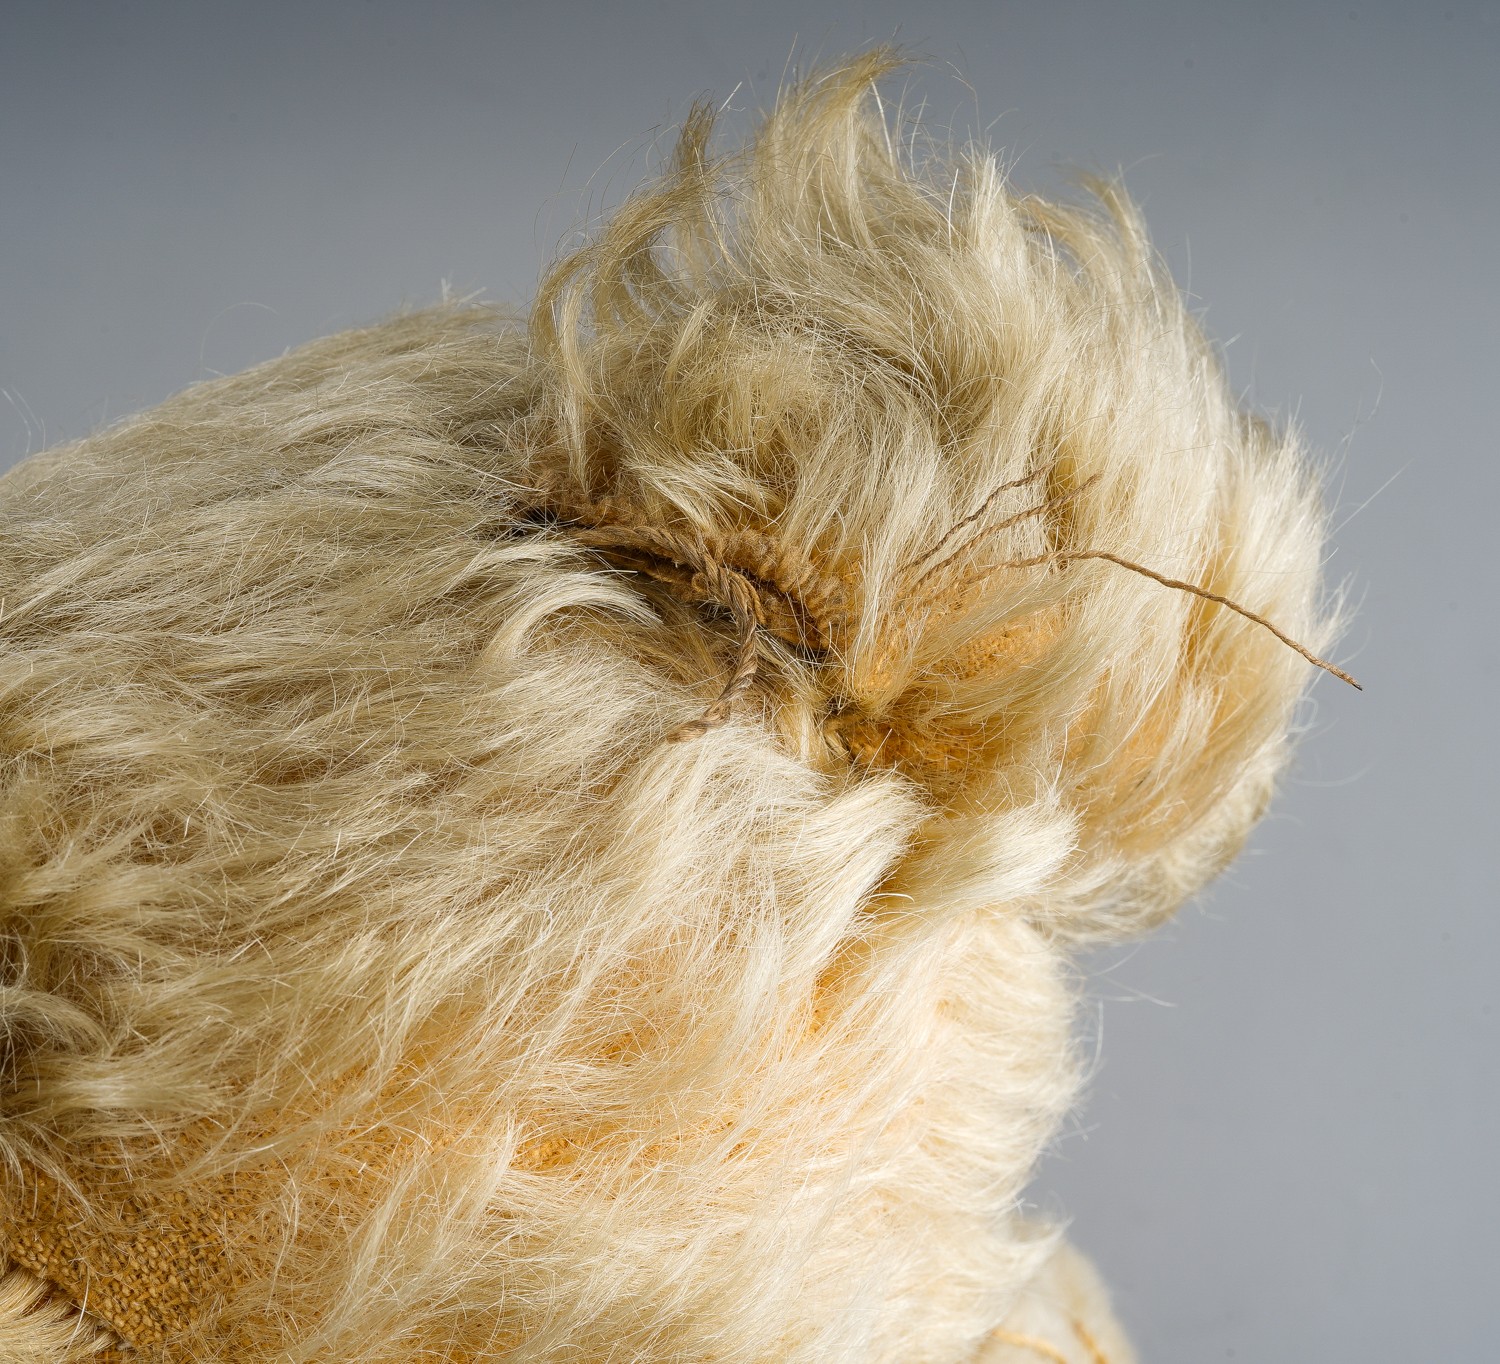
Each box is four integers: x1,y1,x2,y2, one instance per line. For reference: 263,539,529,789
0,52,1334,1361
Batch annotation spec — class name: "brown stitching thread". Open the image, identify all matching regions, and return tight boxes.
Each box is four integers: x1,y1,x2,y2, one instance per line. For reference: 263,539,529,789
905,465,1356,689
995,549,1361,689
984,1326,1073,1363
716,524,847,649
519,463,1358,759
519,474,845,651
564,523,769,740
901,465,1051,581
517,472,852,739
906,474,1102,598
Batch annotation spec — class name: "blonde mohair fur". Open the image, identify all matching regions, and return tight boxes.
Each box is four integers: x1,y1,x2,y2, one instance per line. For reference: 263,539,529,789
0,51,1337,1362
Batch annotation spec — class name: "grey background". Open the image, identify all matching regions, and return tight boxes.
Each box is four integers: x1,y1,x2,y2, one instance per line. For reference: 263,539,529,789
2,3,1494,1359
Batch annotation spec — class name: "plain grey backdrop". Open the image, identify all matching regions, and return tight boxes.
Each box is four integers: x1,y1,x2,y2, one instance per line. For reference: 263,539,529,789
3,3,1494,1360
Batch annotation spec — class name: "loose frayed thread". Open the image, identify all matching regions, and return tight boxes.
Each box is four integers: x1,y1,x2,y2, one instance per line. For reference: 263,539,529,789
1008,549,1360,689
522,465,1358,764
900,467,1359,689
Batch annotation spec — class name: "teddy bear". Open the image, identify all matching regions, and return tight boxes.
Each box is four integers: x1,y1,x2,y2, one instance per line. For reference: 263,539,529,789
0,50,1349,1363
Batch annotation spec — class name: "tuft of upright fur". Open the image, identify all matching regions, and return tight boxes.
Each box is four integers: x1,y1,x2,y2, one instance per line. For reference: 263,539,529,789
0,51,1336,1362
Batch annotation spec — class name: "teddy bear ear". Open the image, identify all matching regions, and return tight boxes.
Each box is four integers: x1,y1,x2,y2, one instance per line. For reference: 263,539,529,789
511,50,1348,940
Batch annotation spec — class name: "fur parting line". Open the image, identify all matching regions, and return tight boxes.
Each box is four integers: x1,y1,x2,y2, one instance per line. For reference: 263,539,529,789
0,48,1348,1364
